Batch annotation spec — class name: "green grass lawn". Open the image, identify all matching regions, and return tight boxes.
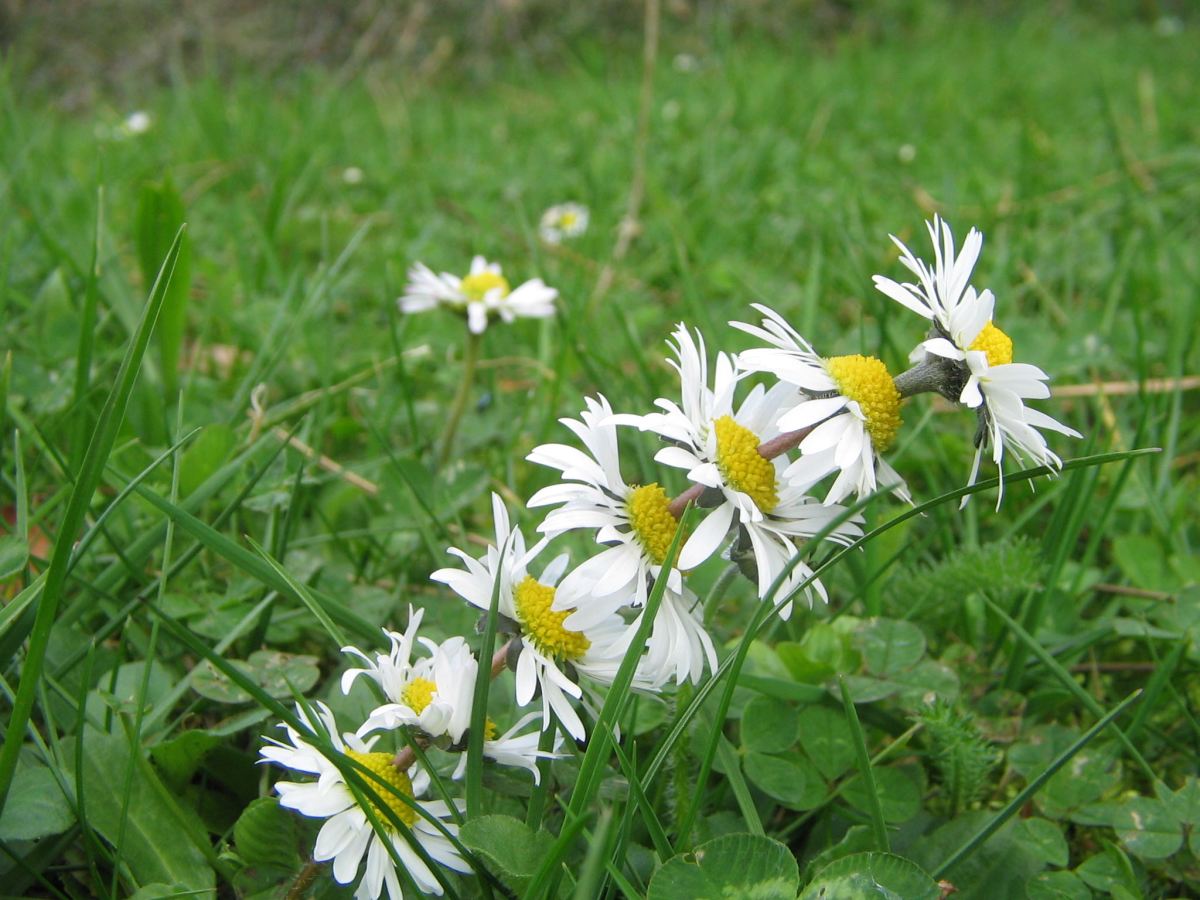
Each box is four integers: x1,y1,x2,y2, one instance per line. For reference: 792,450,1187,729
2,5,1199,898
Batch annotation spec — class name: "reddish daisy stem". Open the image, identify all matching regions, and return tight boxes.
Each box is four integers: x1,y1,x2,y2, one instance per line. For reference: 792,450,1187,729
390,425,813,771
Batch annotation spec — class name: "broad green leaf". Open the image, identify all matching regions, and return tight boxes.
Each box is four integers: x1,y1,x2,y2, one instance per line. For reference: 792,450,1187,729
233,797,299,871
1075,843,1140,894
191,650,320,704
802,825,874,880
0,759,73,840
1027,870,1093,899
1161,776,1200,825
459,814,554,893
647,833,799,900
1111,534,1171,592
128,885,195,900
914,813,1048,899
856,618,926,675
151,731,222,787
842,767,921,824
86,659,175,720
70,727,215,895
742,751,825,810
799,851,939,900
1011,817,1069,868
1111,796,1182,859
740,696,799,753
179,424,234,498
796,705,856,780
777,622,858,683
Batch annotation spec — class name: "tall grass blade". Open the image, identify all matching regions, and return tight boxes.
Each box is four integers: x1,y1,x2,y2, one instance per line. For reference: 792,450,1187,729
0,226,184,809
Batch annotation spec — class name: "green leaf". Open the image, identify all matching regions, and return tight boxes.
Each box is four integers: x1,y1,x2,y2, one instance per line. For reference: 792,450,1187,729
1075,843,1140,894
647,833,799,900
799,852,940,900
0,758,74,840
459,814,554,894
179,424,234,498
915,813,1048,899
150,731,222,787
740,696,799,753
1027,870,1093,900
136,178,192,399
842,767,921,824
1160,776,1200,825
777,623,858,683
233,797,299,871
1111,795,1182,859
742,751,825,810
0,534,28,580
191,650,320,704
796,705,856,780
70,727,215,894
1011,817,1069,868
1111,534,1171,592
857,618,926,675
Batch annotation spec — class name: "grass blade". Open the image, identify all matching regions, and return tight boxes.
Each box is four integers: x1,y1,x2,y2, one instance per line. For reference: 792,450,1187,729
838,675,889,852
932,689,1142,880
0,225,185,809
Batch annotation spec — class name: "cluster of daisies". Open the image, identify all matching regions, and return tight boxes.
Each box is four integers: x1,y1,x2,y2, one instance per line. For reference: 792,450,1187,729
258,216,1079,899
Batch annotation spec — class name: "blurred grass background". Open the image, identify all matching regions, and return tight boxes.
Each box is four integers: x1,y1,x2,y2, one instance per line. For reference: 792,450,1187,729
1,2,1199,893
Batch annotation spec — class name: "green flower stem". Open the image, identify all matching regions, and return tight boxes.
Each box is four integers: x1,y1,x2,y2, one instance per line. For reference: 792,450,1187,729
437,329,482,467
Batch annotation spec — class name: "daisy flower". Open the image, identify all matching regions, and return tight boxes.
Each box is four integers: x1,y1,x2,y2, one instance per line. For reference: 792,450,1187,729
450,712,563,785
538,202,589,244
399,256,557,335
526,394,717,683
873,217,1081,504
260,701,470,900
733,304,910,505
341,611,475,745
431,494,639,741
616,325,862,616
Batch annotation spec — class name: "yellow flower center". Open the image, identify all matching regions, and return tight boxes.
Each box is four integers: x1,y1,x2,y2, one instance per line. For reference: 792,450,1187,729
484,718,498,741
344,750,417,828
968,322,1014,367
626,483,678,565
460,271,510,302
713,415,778,512
825,355,903,453
401,677,437,714
560,211,578,227
513,576,591,661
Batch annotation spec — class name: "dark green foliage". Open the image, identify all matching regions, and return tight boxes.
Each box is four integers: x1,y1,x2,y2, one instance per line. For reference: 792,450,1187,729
915,700,1000,816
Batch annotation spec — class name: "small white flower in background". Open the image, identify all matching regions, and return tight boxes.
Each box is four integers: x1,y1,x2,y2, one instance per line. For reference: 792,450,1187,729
119,111,152,137
526,394,717,684
538,203,589,244
259,702,470,900
898,143,917,164
399,256,557,335
431,493,643,741
733,304,909,506
342,609,476,745
614,324,862,616
342,166,365,185
874,216,1081,505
